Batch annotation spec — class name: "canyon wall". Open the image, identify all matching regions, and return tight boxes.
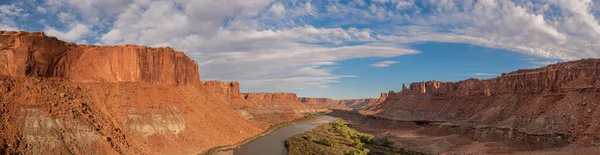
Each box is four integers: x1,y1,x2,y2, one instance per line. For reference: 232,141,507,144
341,98,379,108
242,92,305,106
201,80,253,107
298,97,339,107
0,31,199,85
361,93,388,110
367,58,600,145
0,31,261,154
298,97,379,108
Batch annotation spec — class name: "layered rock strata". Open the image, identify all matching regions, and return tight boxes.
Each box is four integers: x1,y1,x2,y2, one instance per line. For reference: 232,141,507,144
0,31,199,85
0,31,260,154
368,58,600,145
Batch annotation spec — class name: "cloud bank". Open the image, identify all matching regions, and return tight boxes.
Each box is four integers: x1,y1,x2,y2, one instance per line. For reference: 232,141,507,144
2,0,600,90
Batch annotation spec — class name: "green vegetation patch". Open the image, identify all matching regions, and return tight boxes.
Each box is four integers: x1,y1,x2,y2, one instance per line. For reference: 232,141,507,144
201,112,325,155
285,118,426,155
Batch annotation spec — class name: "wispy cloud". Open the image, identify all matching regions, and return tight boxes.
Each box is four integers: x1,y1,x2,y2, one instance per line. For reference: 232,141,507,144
369,61,399,67
4,0,600,91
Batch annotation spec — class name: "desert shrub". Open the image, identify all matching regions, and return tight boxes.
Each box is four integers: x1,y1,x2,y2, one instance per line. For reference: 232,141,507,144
349,148,370,155
304,113,321,119
332,118,345,126
358,133,374,144
334,124,349,134
352,138,364,148
344,134,352,140
304,134,316,141
383,137,394,147
319,138,339,147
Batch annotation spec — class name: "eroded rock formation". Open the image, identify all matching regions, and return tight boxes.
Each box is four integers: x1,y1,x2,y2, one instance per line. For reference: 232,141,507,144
366,58,600,145
242,92,305,106
201,80,254,106
298,97,381,109
0,31,261,154
0,31,199,85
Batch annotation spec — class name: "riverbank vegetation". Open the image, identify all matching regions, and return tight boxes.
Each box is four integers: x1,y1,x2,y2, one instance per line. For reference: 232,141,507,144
201,112,326,155
285,118,425,155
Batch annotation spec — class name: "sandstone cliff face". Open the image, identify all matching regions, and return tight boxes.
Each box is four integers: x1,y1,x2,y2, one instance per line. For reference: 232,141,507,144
0,77,261,155
378,93,389,102
298,97,335,105
370,58,600,145
242,92,304,106
201,80,254,107
202,80,241,97
0,31,261,154
0,31,199,85
391,58,600,97
339,99,378,108
298,97,380,109
361,93,389,110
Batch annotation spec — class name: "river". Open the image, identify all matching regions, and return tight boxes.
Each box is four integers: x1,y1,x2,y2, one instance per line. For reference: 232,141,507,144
216,115,338,155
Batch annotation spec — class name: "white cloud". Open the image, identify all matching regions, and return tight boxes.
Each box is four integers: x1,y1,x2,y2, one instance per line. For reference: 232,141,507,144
0,4,23,16
369,61,399,67
36,6,46,13
57,12,75,23
45,0,130,22
311,61,335,66
269,2,286,18
529,59,562,68
395,1,413,9
0,25,18,31
0,4,24,30
7,0,600,92
45,23,91,42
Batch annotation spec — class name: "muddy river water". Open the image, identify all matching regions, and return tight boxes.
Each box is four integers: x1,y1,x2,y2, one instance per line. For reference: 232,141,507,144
217,115,337,155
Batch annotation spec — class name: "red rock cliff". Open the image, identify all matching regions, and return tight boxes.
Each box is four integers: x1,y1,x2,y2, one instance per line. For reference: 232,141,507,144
392,59,600,97
339,98,379,108
0,31,199,85
242,92,304,106
298,97,380,108
0,31,261,155
202,80,241,97
298,97,335,105
201,80,254,106
372,58,600,144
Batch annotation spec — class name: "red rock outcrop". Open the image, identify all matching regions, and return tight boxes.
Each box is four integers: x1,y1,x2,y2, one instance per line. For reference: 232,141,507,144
368,58,600,145
361,93,389,110
242,92,305,106
201,80,253,106
0,31,263,154
298,97,381,109
0,71,260,155
339,98,379,108
0,31,199,85
378,93,388,102
298,97,336,106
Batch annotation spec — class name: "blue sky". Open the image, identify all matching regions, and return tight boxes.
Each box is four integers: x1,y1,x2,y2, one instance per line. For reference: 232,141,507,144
0,0,598,99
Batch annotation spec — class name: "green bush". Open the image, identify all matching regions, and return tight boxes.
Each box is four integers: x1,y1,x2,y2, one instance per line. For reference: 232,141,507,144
344,134,352,140
304,113,321,119
319,138,339,147
352,138,363,148
332,118,345,126
334,124,349,135
358,133,375,144
383,137,394,147
304,134,316,141
349,148,370,155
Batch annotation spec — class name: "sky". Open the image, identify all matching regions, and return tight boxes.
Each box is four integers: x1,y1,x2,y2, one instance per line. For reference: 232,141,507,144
0,0,599,99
